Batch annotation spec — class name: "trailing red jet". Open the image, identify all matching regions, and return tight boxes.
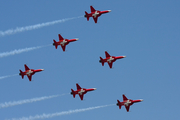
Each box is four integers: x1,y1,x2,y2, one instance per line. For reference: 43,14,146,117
116,94,143,112
71,83,96,100
53,34,78,51
99,51,126,68
19,64,44,81
84,6,111,23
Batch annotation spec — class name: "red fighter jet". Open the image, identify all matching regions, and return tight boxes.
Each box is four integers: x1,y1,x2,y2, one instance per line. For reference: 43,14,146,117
116,94,143,112
99,51,126,68
71,83,96,100
19,64,44,81
84,6,111,23
53,34,78,51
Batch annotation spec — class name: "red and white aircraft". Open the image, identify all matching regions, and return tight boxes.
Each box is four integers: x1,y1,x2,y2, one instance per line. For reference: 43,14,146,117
19,64,44,81
99,51,126,68
84,6,111,23
117,94,143,112
53,34,78,51
71,83,96,100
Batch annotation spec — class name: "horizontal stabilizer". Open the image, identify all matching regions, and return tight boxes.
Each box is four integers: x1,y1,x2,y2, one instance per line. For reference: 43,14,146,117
85,11,90,21
53,40,58,49
99,57,104,66
117,100,122,109
19,70,24,79
71,89,76,98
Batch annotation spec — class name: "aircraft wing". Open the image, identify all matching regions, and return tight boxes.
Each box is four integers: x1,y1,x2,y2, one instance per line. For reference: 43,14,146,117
123,94,128,101
105,51,111,58
58,34,64,41
93,16,98,23
125,105,130,112
27,75,32,81
78,93,84,100
24,64,30,71
61,45,66,51
76,83,82,90
90,6,96,12
108,62,113,68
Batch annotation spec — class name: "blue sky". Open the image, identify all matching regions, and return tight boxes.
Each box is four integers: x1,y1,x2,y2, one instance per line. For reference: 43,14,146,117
0,0,180,120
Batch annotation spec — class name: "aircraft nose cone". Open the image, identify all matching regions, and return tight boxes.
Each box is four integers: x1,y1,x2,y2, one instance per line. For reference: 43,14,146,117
140,99,143,101
108,10,111,12
41,69,44,71
93,88,97,90
76,38,79,41
123,56,126,58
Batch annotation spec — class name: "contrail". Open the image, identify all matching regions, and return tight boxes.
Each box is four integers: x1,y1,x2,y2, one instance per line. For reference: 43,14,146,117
8,104,114,120
0,16,83,37
0,74,18,80
0,44,51,58
0,94,66,109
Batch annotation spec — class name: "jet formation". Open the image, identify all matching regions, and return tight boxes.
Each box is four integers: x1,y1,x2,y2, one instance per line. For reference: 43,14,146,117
19,64,44,81
99,51,126,68
16,6,143,112
116,94,143,112
84,6,111,23
71,83,96,100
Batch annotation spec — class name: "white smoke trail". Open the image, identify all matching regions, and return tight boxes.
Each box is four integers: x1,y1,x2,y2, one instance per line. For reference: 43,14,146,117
8,104,114,120
0,44,51,58
0,94,66,109
0,74,18,80
0,16,83,37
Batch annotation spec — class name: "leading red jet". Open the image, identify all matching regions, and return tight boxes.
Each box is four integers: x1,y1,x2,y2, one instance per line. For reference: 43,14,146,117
99,51,126,68
53,34,78,51
116,94,143,112
19,64,44,81
71,83,96,100
84,6,111,23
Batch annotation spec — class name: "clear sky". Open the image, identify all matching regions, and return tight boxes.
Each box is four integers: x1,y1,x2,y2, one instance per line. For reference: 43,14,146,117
0,0,180,120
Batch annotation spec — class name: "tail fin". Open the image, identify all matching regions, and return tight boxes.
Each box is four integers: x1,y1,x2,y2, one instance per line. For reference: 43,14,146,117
19,70,24,79
117,100,122,109
99,57,104,66
85,11,90,21
53,40,58,49
71,89,76,98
